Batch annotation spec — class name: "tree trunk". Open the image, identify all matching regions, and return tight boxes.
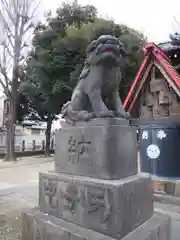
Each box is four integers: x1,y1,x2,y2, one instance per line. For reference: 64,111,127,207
4,63,19,161
45,113,52,157
4,97,16,161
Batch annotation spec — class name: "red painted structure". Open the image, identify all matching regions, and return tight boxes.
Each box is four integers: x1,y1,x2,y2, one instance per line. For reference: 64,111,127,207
123,42,180,112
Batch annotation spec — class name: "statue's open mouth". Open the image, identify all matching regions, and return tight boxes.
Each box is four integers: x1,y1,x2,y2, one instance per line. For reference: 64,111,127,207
104,49,113,53
104,48,118,54
102,47,120,57
102,48,120,59
97,43,120,57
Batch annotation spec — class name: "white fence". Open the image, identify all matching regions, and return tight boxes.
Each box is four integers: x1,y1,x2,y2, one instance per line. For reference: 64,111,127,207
0,131,55,153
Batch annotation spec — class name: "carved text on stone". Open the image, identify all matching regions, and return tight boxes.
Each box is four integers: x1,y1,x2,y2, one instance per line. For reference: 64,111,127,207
68,134,91,163
43,179,57,209
84,188,111,222
62,184,78,213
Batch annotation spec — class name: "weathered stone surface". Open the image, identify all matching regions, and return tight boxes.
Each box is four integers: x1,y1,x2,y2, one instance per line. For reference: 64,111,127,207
61,35,129,124
39,171,153,239
55,118,137,180
21,209,171,240
122,211,171,240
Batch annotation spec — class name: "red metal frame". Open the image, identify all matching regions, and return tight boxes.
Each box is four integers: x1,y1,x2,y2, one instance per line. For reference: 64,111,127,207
123,43,180,111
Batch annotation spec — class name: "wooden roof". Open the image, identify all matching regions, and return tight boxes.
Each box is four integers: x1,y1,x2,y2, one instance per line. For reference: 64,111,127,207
123,42,180,112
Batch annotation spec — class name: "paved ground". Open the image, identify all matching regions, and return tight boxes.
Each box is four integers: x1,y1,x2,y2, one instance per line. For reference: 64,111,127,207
0,156,54,240
0,155,54,187
0,156,179,239
155,202,180,240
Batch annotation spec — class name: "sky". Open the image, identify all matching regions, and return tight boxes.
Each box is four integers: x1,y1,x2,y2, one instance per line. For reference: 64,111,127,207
41,0,180,43
1,0,180,96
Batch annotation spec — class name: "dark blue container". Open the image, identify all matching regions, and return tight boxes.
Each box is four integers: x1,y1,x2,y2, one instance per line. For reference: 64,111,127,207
137,118,180,177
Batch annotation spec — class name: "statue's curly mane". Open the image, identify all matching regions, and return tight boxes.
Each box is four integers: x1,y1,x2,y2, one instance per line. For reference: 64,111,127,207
78,36,126,81
86,39,99,54
86,35,127,56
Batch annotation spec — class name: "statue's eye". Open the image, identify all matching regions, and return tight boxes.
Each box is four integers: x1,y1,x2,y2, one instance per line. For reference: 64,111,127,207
106,40,113,44
86,41,98,53
100,39,107,44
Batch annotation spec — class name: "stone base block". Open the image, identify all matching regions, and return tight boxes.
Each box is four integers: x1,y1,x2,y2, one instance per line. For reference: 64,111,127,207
39,171,153,239
21,209,171,240
55,118,137,180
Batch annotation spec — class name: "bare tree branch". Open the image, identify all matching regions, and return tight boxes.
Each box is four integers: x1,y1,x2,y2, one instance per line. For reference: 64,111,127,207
1,44,10,88
0,13,14,48
23,22,34,35
0,0,41,160
1,0,15,24
0,77,8,94
173,16,180,28
0,0,41,97
1,41,13,58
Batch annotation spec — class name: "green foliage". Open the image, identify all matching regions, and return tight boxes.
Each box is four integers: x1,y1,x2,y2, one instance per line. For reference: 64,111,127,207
55,1,97,28
20,2,98,122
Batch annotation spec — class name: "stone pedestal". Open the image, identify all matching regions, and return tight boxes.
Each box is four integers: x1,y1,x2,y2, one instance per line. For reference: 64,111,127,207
39,172,153,239
55,119,137,180
21,118,171,240
22,210,170,240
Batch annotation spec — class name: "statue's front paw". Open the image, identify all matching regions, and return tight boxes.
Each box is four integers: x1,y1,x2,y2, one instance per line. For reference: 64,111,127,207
99,110,115,118
78,111,94,121
115,112,131,119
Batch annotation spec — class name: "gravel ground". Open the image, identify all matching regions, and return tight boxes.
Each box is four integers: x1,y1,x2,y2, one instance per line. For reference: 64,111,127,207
0,187,37,240
0,156,53,240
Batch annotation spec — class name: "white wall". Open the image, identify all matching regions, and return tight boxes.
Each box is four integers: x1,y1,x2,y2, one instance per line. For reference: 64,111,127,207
0,125,55,152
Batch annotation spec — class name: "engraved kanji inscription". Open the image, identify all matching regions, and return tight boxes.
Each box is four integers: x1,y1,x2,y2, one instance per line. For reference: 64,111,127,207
68,134,91,163
43,179,57,209
33,220,42,240
84,188,111,222
60,184,79,214
35,227,41,240
64,185,78,213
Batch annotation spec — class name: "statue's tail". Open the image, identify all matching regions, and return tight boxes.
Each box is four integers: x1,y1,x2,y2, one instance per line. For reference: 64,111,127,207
61,101,71,117
61,101,76,125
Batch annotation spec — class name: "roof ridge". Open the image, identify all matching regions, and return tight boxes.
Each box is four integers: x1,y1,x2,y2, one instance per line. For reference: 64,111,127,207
123,42,180,111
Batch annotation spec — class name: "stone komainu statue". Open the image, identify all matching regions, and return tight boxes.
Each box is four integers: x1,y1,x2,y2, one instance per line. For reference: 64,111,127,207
169,32,180,45
62,35,130,124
